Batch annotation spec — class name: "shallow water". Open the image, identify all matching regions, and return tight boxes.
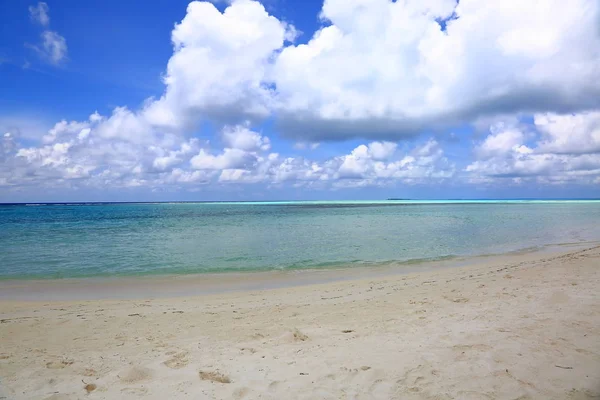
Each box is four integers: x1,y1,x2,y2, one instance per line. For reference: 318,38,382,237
1,200,599,279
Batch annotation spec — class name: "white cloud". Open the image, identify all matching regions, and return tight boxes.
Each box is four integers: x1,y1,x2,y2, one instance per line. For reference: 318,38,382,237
337,144,374,179
217,138,454,186
272,0,600,139
29,2,50,26
221,124,270,151
467,152,600,184
189,124,271,170
466,114,600,184
2,110,202,188
17,142,71,167
474,123,527,159
332,139,453,183
27,2,68,65
535,112,600,154
269,156,326,183
0,110,454,190
143,0,295,128
43,119,89,144
26,0,600,139
151,139,199,171
166,168,215,184
367,141,397,161
190,148,255,170
110,0,600,142
4,0,600,194
38,31,68,65
93,106,152,142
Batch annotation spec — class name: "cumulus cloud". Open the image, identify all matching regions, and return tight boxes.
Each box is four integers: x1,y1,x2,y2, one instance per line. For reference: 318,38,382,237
191,148,255,170
189,124,271,171
23,0,600,135
2,110,201,188
3,0,600,195
221,124,271,151
127,0,600,141
213,138,454,186
473,123,529,159
467,113,600,184
143,0,295,128
535,112,600,154
273,0,600,139
367,141,397,161
0,109,454,190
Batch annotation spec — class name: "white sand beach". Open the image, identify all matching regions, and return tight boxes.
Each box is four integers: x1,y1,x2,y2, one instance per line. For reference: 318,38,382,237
1,245,599,399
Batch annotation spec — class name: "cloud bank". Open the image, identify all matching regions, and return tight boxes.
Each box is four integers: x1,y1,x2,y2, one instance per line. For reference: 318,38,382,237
3,0,600,196
139,0,600,139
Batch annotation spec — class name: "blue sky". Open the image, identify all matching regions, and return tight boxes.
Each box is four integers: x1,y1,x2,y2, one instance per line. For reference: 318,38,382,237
0,0,325,119
1,0,600,202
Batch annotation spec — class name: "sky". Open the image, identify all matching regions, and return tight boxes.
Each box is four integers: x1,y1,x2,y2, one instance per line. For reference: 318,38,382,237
1,0,600,202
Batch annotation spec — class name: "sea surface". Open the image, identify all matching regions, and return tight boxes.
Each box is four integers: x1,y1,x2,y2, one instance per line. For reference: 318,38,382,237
1,200,600,279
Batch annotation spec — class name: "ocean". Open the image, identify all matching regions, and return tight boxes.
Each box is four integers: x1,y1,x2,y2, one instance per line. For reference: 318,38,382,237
1,200,599,279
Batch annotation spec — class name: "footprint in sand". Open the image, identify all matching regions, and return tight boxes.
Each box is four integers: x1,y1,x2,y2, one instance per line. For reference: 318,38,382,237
291,328,309,341
46,359,74,369
81,368,97,376
121,387,149,396
452,344,492,352
233,387,251,399
199,370,231,383
443,295,470,303
279,328,309,343
575,348,596,356
163,352,189,369
452,344,492,361
119,366,153,383
369,378,396,398
240,347,257,354
395,363,436,396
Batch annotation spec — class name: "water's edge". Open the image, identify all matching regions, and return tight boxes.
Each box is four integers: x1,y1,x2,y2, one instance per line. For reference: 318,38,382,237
1,240,595,302
0,237,596,282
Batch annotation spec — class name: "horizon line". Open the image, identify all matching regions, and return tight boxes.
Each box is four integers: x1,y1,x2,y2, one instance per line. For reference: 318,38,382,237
2,198,600,206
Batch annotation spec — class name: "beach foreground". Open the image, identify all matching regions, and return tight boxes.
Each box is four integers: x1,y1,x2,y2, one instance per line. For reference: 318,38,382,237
1,246,599,399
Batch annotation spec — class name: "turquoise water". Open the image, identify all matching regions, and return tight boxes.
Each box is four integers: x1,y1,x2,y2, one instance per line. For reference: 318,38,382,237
1,200,599,279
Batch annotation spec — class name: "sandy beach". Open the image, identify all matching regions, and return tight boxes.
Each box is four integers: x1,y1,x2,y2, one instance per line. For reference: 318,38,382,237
1,244,599,400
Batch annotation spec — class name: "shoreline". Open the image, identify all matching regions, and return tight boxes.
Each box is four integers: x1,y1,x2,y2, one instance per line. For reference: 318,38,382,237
0,240,596,302
1,244,599,399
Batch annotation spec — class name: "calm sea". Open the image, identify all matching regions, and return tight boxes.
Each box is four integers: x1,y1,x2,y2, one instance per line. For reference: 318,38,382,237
1,200,599,279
